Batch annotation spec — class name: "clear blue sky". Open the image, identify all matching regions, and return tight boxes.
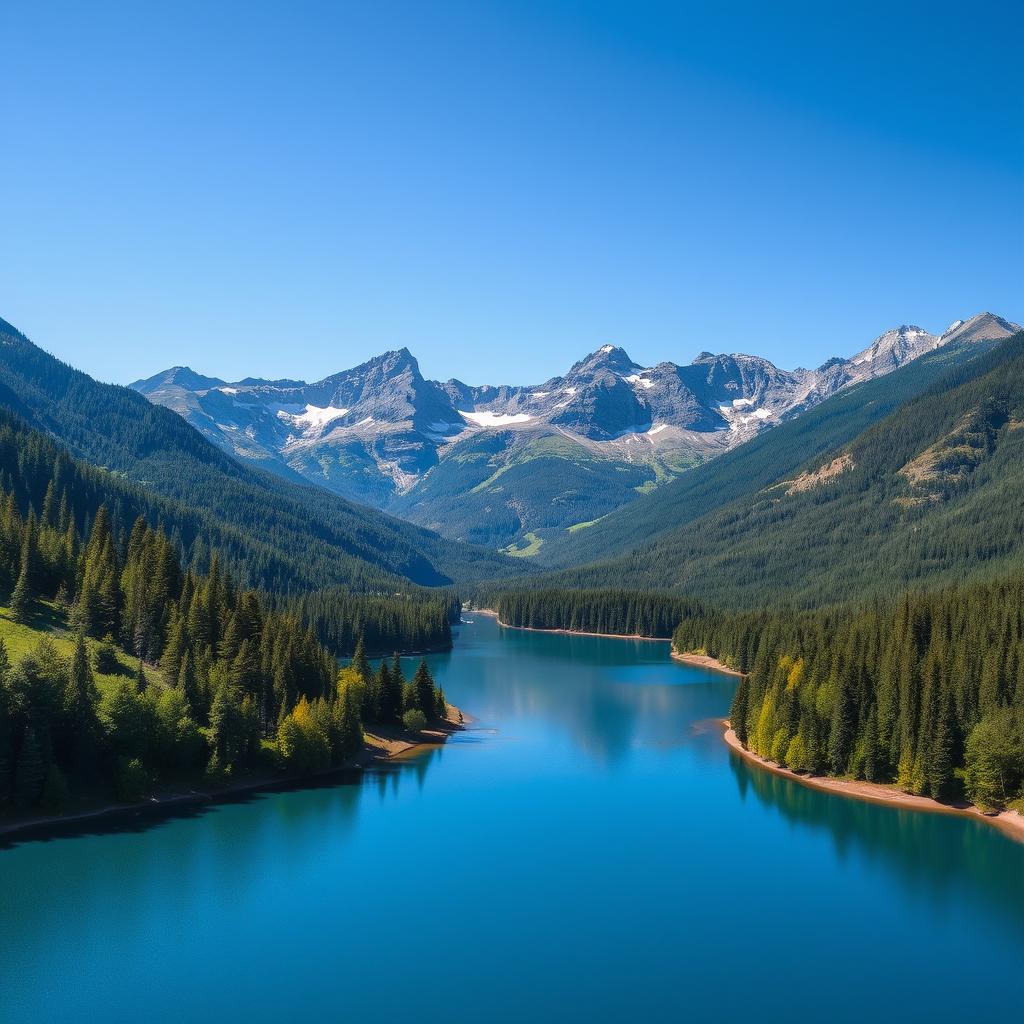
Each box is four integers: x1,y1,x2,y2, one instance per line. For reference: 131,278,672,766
2,0,1021,386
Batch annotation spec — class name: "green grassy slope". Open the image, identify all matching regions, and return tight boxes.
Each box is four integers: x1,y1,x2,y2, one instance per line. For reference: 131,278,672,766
0,602,165,694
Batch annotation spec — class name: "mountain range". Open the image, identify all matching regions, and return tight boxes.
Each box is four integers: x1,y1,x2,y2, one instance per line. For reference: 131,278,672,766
0,316,517,594
521,324,1024,607
132,313,1020,551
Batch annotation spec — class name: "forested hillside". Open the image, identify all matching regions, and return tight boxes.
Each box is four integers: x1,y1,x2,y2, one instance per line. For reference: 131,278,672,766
535,338,989,569
0,405,461,653
528,332,1024,607
0,469,450,820
673,577,1024,812
0,316,521,592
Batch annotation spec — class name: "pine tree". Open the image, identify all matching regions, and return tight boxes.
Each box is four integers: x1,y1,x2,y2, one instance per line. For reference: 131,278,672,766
377,660,403,724
9,556,31,623
351,635,371,684
64,633,100,775
730,674,750,744
160,607,188,683
339,684,363,757
14,724,46,810
827,671,855,775
9,519,37,623
208,683,246,771
413,659,435,718
862,704,880,782
390,652,406,689
177,649,199,718
928,690,955,799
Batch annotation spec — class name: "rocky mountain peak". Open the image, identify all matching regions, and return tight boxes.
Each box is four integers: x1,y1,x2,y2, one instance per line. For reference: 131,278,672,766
572,344,639,375
941,312,1021,345
131,366,227,395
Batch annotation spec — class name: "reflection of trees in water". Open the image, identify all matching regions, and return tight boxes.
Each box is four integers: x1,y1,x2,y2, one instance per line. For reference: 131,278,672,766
435,654,735,765
728,752,1024,935
0,750,443,962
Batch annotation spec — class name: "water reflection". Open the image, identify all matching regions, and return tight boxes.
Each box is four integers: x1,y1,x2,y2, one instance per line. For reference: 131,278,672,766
415,620,735,765
727,749,1024,937
0,745,443,963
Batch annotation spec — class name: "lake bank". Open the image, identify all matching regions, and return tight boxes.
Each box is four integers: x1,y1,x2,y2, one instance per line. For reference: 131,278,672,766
722,722,1024,844
0,705,465,842
472,608,672,643
670,650,744,677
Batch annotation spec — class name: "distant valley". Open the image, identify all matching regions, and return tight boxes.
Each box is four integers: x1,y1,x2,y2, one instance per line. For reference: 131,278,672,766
132,312,1019,552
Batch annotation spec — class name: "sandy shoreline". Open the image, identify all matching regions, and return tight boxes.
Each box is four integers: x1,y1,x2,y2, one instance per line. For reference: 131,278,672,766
670,650,745,677
0,705,466,842
471,608,671,643
722,722,1024,844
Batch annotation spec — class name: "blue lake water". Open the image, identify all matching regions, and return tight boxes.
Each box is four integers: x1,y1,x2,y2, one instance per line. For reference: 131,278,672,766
2,614,1023,1023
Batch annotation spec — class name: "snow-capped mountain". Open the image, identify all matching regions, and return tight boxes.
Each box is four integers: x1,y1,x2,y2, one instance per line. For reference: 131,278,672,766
132,311,1020,549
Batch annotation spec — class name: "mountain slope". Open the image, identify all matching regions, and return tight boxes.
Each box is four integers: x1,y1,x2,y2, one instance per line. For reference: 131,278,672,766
521,330,1024,607
0,317,520,591
535,336,996,568
132,312,1019,551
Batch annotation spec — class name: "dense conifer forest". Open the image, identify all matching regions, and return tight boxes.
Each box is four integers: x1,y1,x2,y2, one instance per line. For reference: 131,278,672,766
0,410,457,653
672,577,1024,812
286,587,460,656
495,589,704,638
0,475,450,821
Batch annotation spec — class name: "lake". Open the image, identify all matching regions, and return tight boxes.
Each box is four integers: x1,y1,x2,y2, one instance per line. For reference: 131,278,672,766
2,614,1023,1023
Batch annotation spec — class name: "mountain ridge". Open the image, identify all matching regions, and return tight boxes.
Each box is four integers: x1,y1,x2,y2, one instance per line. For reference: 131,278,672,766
132,311,1020,549
514,327,1024,607
0,316,521,592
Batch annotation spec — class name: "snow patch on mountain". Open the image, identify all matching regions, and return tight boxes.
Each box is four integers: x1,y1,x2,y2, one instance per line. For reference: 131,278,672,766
275,404,349,431
460,410,534,427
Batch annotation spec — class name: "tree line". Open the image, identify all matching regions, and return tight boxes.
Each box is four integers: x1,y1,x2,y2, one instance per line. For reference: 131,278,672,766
495,588,704,638
286,587,459,656
672,576,1024,811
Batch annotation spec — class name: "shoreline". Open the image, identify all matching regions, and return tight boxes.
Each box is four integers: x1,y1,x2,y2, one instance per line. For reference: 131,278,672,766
670,650,745,678
471,608,671,643
467,614,741,677
0,705,466,843
722,722,1024,845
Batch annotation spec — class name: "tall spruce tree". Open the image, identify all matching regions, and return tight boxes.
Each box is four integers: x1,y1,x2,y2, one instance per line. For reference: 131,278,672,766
64,633,100,776
413,660,436,718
